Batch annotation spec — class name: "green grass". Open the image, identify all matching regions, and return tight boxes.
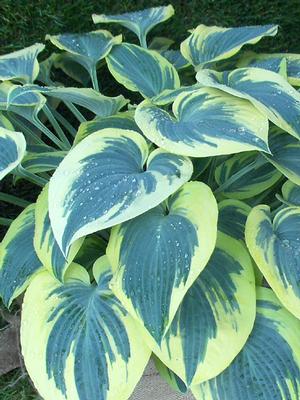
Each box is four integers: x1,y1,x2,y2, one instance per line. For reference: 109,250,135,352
1,0,300,397
0,369,39,400
1,0,300,54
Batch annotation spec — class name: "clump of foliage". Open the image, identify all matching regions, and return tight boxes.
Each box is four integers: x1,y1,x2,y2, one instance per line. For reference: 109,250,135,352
1,4,300,399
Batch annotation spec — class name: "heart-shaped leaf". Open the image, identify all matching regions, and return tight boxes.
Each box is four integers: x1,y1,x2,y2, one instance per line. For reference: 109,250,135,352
135,88,269,157
147,232,255,386
192,288,300,399
107,181,218,343
21,257,151,400
246,205,300,320
49,128,193,255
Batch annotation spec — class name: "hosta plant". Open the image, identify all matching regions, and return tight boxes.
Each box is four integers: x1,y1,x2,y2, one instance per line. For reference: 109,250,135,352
1,4,300,400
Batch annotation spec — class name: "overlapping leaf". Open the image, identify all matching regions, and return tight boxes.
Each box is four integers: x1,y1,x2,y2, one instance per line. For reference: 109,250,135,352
106,43,180,98
181,24,278,69
49,128,193,255
31,85,128,117
74,111,142,145
264,126,300,185
215,152,281,199
280,180,300,206
246,205,300,319
0,127,26,180
0,205,42,307
34,185,84,281
135,88,269,157
196,67,300,140
238,52,300,85
21,150,65,174
21,258,151,400
193,288,300,400
107,182,218,343
146,232,255,386
218,199,251,240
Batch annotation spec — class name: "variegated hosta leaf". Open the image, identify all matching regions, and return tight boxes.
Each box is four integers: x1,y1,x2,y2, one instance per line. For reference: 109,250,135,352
218,199,263,286
34,185,84,282
146,232,255,385
218,199,251,240
0,43,45,84
181,24,278,69
31,85,128,117
49,128,192,256
0,112,14,130
215,153,281,199
246,205,300,320
0,127,26,180
236,52,288,77
161,49,189,70
75,111,142,145
151,84,201,106
193,287,300,400
238,52,300,86
135,88,269,157
264,126,300,185
196,67,300,140
21,257,151,400
285,54,300,86
2,83,70,150
21,150,66,174
281,180,300,207
0,205,42,307
92,5,174,48
153,356,188,394
46,30,121,88
0,82,46,122
148,36,174,51
37,53,60,86
107,181,218,343
74,235,107,270
53,52,91,86
106,43,180,98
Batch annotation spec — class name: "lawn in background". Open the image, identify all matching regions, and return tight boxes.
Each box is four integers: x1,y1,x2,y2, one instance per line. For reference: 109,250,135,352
0,0,300,398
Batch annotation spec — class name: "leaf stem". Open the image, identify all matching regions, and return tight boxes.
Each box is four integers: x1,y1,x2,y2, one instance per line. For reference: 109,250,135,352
50,107,77,138
0,193,30,208
7,114,45,145
33,118,69,150
43,104,71,148
64,101,86,123
15,165,47,187
139,34,147,48
0,217,12,226
91,65,100,92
